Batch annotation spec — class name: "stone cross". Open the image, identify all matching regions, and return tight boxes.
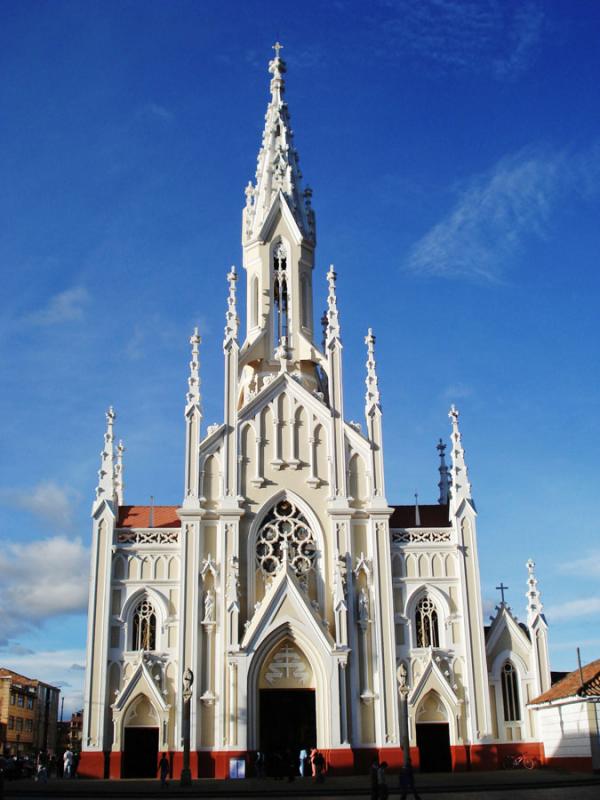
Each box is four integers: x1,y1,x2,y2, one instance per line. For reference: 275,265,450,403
272,41,284,59
496,582,509,605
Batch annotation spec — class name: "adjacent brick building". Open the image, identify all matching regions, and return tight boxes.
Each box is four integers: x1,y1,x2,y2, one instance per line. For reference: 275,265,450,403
0,668,60,756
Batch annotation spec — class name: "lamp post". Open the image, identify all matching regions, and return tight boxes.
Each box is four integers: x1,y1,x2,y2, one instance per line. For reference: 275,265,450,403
397,663,410,769
180,668,194,787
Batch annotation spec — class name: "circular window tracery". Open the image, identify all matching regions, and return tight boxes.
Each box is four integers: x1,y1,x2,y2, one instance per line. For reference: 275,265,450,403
256,499,317,578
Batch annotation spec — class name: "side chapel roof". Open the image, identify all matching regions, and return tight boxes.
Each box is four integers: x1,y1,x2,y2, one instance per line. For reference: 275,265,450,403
117,505,181,529
389,503,451,528
530,658,600,705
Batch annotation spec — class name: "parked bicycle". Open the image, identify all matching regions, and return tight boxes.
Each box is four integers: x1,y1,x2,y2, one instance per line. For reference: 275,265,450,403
502,753,537,770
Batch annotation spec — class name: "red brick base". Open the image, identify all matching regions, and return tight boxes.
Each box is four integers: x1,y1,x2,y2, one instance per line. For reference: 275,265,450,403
79,742,555,779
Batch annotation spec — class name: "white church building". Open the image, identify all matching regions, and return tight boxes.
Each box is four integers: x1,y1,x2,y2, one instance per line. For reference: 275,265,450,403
81,47,553,779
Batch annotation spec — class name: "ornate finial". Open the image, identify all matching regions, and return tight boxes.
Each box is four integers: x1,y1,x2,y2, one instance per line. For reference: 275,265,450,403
414,492,421,526
526,559,544,624
364,328,381,411
114,439,125,506
325,265,340,345
95,406,117,506
448,404,472,509
437,438,450,505
224,266,239,345
272,41,284,59
186,327,202,409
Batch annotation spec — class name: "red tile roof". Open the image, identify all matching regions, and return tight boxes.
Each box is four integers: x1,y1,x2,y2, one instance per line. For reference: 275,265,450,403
117,505,181,529
389,504,451,528
530,659,600,705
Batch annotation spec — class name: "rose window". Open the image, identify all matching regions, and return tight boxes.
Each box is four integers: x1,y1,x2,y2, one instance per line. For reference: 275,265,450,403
256,499,316,578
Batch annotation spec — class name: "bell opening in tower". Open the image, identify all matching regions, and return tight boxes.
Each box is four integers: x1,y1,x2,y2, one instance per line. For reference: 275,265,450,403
273,242,288,347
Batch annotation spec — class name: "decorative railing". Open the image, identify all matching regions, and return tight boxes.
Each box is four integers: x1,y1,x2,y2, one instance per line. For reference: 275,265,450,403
391,529,452,544
116,529,179,545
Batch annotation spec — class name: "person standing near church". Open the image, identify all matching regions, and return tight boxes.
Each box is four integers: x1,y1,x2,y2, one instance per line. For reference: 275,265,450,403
157,753,170,788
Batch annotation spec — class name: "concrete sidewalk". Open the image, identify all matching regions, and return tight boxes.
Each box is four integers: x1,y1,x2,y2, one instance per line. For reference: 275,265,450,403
3,769,600,797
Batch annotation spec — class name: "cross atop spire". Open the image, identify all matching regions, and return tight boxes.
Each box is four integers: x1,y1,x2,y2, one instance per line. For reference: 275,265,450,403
242,47,315,244
437,438,450,505
364,328,381,412
223,266,239,346
325,265,340,346
448,404,472,511
496,582,509,606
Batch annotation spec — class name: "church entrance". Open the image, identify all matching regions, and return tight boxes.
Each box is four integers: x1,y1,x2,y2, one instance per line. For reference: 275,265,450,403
122,727,159,778
416,723,451,772
259,689,316,764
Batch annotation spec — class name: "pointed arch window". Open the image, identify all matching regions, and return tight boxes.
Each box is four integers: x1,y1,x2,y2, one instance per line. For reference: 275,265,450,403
132,598,156,651
273,242,288,345
501,661,521,721
416,595,439,648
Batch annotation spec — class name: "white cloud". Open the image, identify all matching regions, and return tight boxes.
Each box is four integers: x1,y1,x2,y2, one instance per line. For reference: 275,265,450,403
373,0,544,79
559,550,600,578
443,382,473,400
27,286,89,325
0,480,76,529
546,597,600,622
143,103,174,122
0,536,89,642
405,145,600,283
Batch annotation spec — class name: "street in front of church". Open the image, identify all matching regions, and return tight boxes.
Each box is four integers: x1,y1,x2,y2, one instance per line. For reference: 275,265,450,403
3,769,600,800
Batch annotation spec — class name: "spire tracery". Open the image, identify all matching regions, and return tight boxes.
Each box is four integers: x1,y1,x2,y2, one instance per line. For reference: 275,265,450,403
364,328,381,412
243,45,314,244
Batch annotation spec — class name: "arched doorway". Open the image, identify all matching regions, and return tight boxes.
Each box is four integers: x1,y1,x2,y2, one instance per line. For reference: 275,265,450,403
121,695,159,778
415,691,452,772
257,638,316,770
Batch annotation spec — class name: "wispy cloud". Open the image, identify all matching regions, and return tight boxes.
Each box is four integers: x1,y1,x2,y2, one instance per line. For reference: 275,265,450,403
373,0,544,79
27,286,89,325
546,597,600,622
139,103,174,123
0,536,89,642
443,382,472,400
559,550,600,578
405,145,600,283
0,481,77,529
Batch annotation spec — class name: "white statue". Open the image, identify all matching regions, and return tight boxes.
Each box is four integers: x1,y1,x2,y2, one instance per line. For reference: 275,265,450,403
358,586,370,626
203,588,215,622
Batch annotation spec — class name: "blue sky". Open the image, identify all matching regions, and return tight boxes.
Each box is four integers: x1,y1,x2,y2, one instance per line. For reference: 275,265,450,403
0,0,599,714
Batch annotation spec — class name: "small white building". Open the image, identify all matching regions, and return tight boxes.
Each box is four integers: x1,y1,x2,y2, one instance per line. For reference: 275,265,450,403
530,659,600,771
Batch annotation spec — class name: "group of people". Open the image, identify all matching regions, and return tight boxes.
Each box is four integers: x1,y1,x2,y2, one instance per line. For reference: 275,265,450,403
254,746,326,781
35,748,78,782
370,758,421,800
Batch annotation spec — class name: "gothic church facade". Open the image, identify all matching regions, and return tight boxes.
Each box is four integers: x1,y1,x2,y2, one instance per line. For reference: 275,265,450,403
81,49,551,779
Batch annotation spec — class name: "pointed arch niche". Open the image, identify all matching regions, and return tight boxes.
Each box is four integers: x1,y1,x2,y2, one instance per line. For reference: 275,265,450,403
246,491,325,613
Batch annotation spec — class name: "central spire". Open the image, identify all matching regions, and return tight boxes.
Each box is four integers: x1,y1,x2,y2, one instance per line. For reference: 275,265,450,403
242,43,315,245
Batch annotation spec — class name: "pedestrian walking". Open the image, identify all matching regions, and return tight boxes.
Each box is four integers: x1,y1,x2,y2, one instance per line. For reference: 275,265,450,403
369,756,380,800
63,748,73,779
298,746,308,777
157,752,170,788
313,749,325,783
377,760,388,799
399,761,421,799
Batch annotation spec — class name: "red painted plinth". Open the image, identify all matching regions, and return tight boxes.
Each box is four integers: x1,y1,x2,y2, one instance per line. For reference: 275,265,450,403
197,751,247,779
108,751,122,779
545,756,592,771
323,748,354,774
170,751,198,779
77,751,107,779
